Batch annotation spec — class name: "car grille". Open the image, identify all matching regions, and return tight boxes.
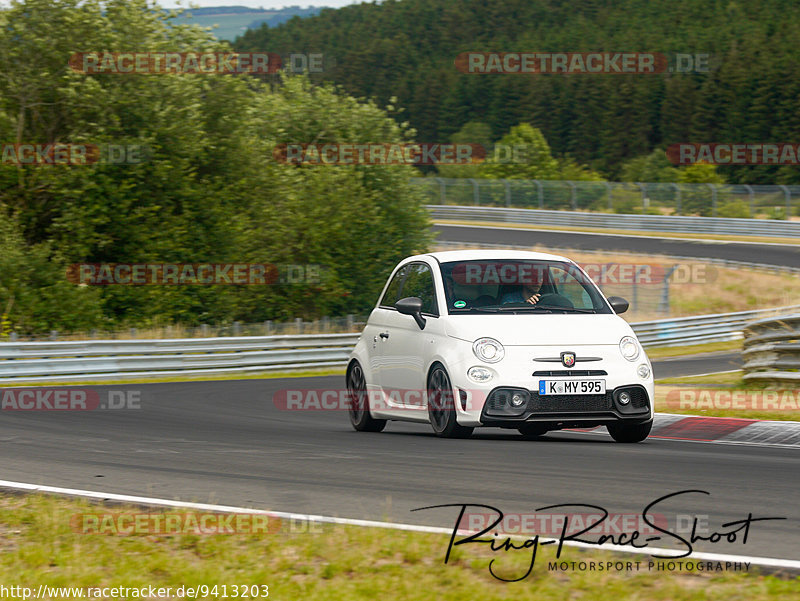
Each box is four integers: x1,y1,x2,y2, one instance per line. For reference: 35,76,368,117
532,370,608,377
530,392,612,413
624,386,650,410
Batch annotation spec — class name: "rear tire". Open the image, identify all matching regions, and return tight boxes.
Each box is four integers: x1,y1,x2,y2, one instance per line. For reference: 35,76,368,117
427,366,473,439
347,362,386,432
607,421,651,443
518,424,549,439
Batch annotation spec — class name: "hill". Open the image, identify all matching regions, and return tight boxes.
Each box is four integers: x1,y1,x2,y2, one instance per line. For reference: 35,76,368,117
235,0,800,183
172,5,324,41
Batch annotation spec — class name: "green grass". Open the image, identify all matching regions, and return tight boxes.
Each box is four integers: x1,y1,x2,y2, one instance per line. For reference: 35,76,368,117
654,372,800,421
0,368,346,388
646,340,741,359
1,494,797,599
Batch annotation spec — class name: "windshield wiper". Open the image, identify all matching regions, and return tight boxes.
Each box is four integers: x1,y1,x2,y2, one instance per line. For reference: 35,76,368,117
493,304,597,313
533,305,597,313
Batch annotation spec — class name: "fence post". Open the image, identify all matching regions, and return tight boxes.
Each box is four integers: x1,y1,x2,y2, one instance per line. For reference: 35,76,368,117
659,266,679,315
605,182,613,211
534,180,543,209
779,184,790,218
636,182,646,213
468,178,479,206
671,183,681,215
707,183,718,217
742,184,754,218
435,177,446,204
566,181,577,210
503,179,511,207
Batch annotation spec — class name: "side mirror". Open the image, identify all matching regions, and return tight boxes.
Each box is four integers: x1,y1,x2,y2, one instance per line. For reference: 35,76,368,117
395,296,426,329
607,296,629,315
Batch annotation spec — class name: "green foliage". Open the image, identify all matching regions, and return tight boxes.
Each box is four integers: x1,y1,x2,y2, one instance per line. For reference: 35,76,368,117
620,150,681,183
716,200,751,218
0,0,430,336
478,124,560,180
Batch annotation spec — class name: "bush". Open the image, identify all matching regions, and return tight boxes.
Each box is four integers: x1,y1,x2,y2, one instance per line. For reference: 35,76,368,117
717,200,751,219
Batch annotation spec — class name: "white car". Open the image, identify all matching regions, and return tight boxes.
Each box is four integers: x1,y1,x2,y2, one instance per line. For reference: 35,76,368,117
346,250,654,442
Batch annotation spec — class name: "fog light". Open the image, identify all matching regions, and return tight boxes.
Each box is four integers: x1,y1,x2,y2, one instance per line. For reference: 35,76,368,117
618,391,631,405
510,393,526,407
637,364,651,379
467,366,493,382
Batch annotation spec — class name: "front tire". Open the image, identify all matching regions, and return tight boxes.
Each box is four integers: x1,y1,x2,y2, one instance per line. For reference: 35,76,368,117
607,421,652,443
347,362,386,432
427,366,473,438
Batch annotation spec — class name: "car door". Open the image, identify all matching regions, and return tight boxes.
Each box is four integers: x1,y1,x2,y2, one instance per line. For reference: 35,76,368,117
365,264,409,416
378,261,440,420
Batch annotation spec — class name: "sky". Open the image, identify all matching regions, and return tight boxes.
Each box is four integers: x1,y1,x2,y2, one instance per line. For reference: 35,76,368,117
0,1,367,8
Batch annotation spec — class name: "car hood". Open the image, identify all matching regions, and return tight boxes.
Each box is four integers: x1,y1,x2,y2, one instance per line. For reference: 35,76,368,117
445,314,636,346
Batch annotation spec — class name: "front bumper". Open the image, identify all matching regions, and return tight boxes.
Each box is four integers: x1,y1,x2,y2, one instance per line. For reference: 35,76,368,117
477,384,652,428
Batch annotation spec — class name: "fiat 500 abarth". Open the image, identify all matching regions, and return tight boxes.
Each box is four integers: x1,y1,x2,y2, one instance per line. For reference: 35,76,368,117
346,250,654,442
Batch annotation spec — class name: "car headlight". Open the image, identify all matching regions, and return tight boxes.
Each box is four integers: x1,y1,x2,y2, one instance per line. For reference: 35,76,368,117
637,364,651,379
467,366,494,382
473,337,505,363
619,336,640,362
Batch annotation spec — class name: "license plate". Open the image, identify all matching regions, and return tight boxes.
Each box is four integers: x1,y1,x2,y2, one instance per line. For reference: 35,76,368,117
538,379,606,395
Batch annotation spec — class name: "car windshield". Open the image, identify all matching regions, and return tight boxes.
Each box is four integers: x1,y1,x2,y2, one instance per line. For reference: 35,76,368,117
440,259,612,314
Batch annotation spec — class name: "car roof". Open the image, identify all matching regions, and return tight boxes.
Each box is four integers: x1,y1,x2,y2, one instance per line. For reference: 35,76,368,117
419,249,575,264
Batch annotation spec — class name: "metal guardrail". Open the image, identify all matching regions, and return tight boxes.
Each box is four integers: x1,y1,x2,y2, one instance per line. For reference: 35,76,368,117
742,315,800,384
0,334,361,383
632,306,800,348
415,178,800,220
2,306,800,383
428,205,800,238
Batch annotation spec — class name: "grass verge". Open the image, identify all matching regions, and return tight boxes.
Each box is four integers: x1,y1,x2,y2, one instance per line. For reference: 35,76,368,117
645,340,741,359
654,372,800,421
435,219,800,246
0,369,346,388
0,494,797,600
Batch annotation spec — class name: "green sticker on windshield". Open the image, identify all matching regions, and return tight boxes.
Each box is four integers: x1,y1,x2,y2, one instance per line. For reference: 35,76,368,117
454,300,467,308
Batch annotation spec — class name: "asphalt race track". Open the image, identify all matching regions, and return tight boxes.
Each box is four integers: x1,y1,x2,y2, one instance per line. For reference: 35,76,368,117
1,376,797,561
434,224,800,268
651,352,740,378
1,230,797,563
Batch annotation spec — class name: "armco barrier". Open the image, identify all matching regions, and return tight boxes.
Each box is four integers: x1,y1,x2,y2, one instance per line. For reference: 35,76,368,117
742,314,800,384
428,205,800,238
2,307,799,383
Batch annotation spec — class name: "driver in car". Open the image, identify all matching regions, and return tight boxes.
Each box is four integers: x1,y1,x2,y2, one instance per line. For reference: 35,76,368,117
501,282,541,305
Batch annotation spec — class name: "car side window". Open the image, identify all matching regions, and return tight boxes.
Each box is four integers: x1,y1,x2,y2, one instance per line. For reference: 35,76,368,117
379,265,407,308
401,263,438,315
